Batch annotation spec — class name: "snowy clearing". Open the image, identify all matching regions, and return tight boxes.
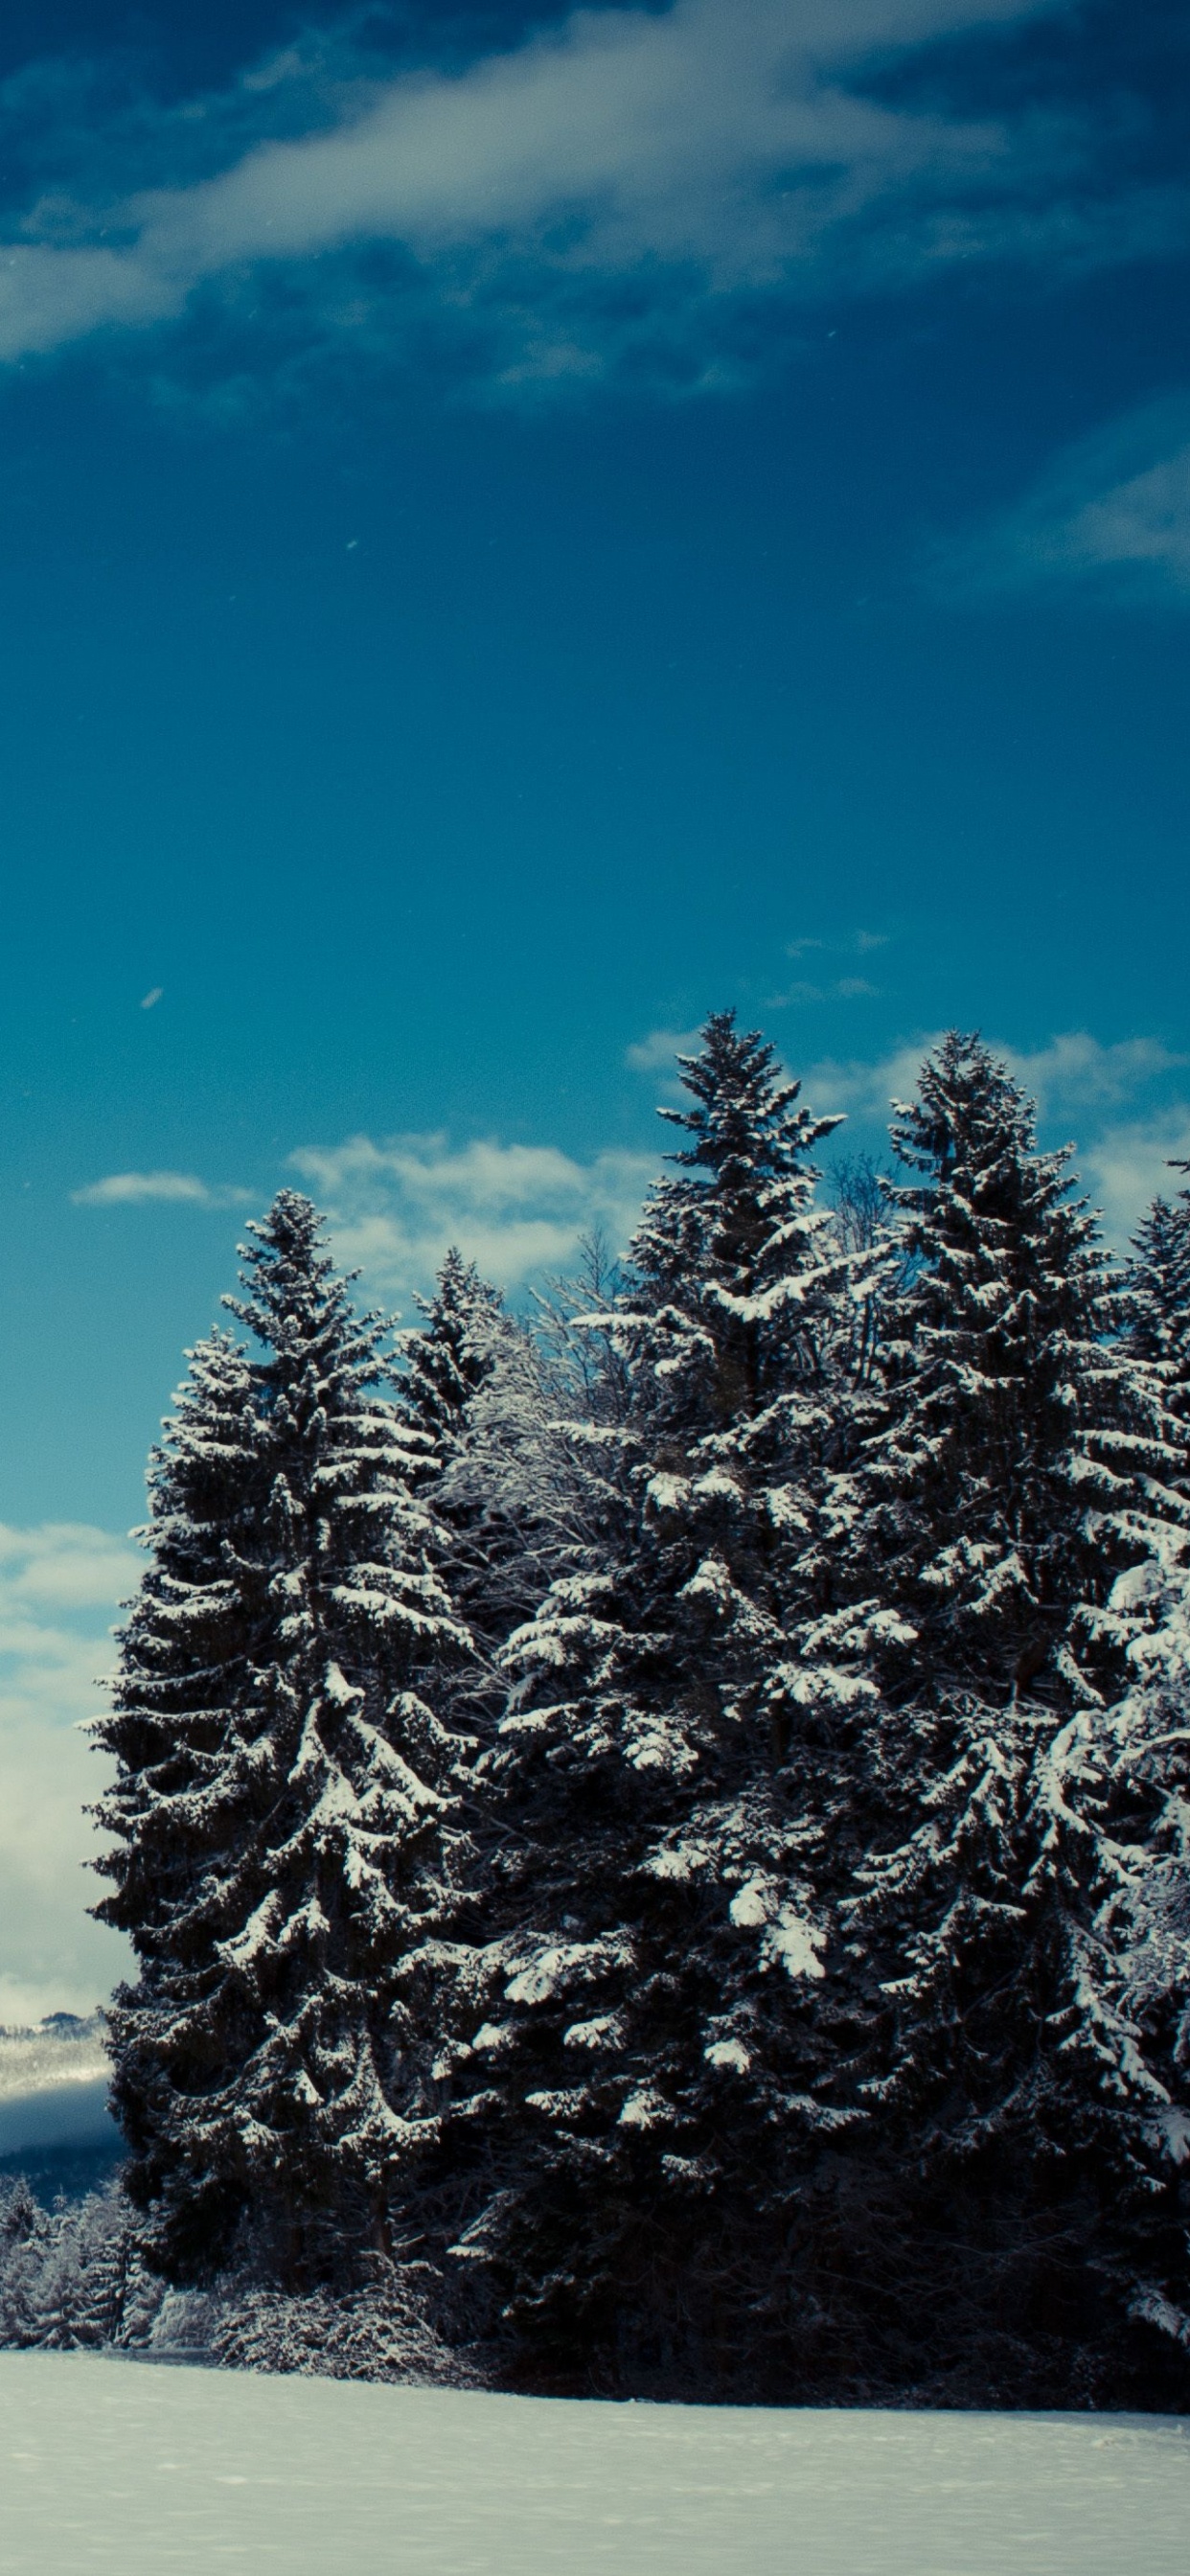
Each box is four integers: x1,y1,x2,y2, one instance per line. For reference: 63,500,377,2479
1,2357,1188,2576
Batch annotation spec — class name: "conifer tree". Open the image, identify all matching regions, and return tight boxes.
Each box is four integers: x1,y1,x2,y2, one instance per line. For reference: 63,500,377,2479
400,1244,629,1691
1106,1174,1190,2341
809,1034,1190,2397
400,1249,507,1453
1128,1184,1190,1426
92,1328,263,2268
95,1195,468,2284
399,1250,528,1671
445,1015,874,2390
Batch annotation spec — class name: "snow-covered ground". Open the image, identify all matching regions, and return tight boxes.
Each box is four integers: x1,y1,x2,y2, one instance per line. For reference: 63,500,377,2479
0,2357,1187,2576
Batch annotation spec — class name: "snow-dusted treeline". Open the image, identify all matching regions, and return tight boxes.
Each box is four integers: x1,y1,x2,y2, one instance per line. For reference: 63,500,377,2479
52,1020,1190,2404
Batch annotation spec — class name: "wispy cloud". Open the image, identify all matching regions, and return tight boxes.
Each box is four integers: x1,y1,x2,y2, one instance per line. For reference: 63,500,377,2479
0,1521,142,1612
625,1024,703,1073
803,1038,936,1125
772,930,890,1002
788,930,889,958
1081,1112,1190,1245
0,0,1157,394
939,398,1190,606
288,1130,657,1299
72,1169,249,1207
0,1525,137,2023
1000,1031,1189,1115
770,976,881,1007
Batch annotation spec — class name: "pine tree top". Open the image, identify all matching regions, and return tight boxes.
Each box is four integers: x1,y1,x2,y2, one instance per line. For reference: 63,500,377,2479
400,1249,507,1441
225,1190,378,1381
634,1010,845,1319
662,1010,839,1179
844,1032,1181,1709
885,1029,1114,1324
1129,1187,1190,1388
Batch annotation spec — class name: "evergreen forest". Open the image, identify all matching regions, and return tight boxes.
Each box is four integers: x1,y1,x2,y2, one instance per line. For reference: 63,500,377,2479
28,1018,1190,2404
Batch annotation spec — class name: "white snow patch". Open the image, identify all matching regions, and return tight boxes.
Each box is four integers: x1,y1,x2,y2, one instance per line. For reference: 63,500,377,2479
1,2358,1189,2575
704,2038,751,2073
764,1911,826,1981
728,1879,825,1980
618,2086,669,2129
1156,2105,1190,2167
728,1877,770,1929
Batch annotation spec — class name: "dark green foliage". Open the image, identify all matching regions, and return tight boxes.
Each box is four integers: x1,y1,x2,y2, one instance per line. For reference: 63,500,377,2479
440,1015,880,2390
95,1195,468,2284
1129,1185,1190,1447
69,1036,1190,2408
792,1034,1190,2398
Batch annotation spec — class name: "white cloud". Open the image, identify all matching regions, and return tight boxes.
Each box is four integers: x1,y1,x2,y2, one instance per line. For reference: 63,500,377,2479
1060,445,1190,594
625,1025,703,1072
72,1169,249,1207
806,1029,1188,1124
999,1032,1189,1116
0,1526,137,2023
0,1522,143,1611
803,1027,1190,1244
803,1034,945,1119
940,399,1190,605
0,0,1105,382
1082,1112,1190,1246
288,1130,657,1299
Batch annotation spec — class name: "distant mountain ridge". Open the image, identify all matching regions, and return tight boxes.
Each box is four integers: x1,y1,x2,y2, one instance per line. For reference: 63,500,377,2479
0,2014,109,2103
0,2015,120,2193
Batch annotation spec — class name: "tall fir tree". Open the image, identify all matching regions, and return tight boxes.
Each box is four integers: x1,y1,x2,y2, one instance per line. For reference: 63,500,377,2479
94,1196,468,2284
443,1015,881,2393
805,1033,1190,2399
1105,1173,1190,2340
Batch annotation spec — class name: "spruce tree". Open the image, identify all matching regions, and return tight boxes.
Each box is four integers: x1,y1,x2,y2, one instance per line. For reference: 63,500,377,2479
808,1034,1190,2398
1129,1184,1190,1424
445,1015,873,2392
400,1249,507,1453
94,1195,467,2285
400,1243,628,1693
399,1250,528,1672
1106,1175,1190,2345
92,1327,263,2269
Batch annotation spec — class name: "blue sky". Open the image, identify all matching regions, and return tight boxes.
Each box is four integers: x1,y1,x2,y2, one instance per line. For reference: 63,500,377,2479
1,0,1189,2011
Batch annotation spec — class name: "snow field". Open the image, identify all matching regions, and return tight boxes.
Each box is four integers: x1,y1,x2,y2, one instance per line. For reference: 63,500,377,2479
1,2357,1189,2576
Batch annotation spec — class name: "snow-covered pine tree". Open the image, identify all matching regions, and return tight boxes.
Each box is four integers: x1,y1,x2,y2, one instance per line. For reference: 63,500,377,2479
1104,1530,1190,2287
94,1194,468,2286
1128,1183,1190,1428
812,1032,1190,2400
445,1013,881,2394
400,1242,635,1696
92,1327,263,2271
1102,1172,1190,2351
0,2177,145,2351
398,1250,529,1674
400,1249,507,1455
